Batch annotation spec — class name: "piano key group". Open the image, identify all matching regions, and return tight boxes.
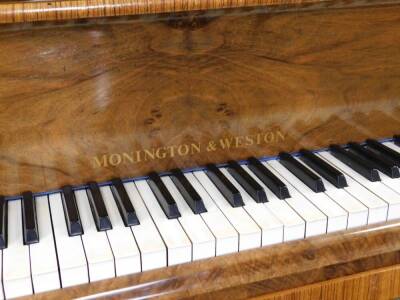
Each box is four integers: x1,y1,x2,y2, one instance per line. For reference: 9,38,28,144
1,137,400,299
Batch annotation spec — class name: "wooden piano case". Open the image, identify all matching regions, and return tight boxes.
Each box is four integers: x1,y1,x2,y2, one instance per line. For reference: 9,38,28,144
1,0,400,298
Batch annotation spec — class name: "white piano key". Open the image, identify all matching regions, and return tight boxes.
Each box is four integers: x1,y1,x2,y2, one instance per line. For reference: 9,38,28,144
375,172,400,220
243,164,305,241
333,145,400,220
185,173,239,255
288,157,348,232
29,196,60,293
135,180,192,266
124,182,167,271
266,160,328,237
163,176,216,260
351,168,400,221
316,176,368,229
318,150,400,220
75,190,115,282
3,200,33,298
220,168,284,246
49,193,88,288
383,141,400,152
318,152,389,224
101,186,141,276
194,171,262,251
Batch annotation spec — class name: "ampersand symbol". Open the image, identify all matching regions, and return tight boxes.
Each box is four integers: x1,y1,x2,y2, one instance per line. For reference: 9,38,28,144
206,141,217,152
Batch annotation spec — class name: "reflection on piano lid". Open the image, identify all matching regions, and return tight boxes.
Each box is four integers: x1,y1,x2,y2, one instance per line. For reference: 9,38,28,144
2,136,400,298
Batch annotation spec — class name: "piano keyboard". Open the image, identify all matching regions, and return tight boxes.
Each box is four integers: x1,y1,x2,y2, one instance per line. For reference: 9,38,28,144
2,138,400,299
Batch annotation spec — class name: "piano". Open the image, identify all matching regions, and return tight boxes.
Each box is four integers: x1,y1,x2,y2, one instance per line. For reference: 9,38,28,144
1,0,400,298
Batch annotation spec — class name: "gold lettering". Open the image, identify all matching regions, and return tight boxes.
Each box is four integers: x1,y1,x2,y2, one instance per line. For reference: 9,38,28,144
178,144,190,156
155,147,167,159
256,133,262,145
219,137,234,149
135,150,142,163
245,135,254,146
122,152,135,164
234,136,244,147
264,132,274,143
277,130,285,142
93,155,108,168
166,145,176,158
190,143,201,154
90,131,286,168
109,153,122,166
144,149,155,161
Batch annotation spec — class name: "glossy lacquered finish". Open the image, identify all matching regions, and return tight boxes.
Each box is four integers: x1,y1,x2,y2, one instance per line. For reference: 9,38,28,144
0,0,393,24
253,264,400,300
1,2,400,196
20,220,400,299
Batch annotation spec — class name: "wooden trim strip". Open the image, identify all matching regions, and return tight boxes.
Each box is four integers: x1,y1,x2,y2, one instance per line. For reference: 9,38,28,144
0,0,397,24
0,0,318,24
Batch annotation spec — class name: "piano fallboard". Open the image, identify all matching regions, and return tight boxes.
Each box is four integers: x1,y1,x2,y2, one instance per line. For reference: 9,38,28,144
1,1,400,196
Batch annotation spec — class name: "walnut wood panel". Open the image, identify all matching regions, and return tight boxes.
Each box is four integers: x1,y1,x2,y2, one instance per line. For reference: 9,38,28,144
21,220,400,299
1,3,400,196
253,264,400,300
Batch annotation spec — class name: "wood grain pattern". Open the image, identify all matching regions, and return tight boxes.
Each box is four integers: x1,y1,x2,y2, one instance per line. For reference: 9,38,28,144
1,0,397,24
1,3,400,196
0,0,322,24
252,264,400,300
20,220,400,299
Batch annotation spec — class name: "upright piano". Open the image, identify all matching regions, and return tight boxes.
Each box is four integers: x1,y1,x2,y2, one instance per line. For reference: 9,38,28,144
1,0,400,298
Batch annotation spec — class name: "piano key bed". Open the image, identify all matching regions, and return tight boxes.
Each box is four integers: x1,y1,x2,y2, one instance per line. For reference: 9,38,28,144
1,138,400,299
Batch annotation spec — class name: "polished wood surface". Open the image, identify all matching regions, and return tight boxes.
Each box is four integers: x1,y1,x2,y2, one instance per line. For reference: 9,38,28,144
0,0,396,24
254,264,400,300
1,3,400,196
20,220,400,299
0,0,322,24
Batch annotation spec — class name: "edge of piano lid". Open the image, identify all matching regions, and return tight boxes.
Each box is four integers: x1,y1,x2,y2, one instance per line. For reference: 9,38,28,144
0,0,398,24
22,220,400,299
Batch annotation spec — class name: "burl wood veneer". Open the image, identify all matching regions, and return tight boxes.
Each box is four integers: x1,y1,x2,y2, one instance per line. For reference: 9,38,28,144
1,2,400,196
256,264,400,300
21,220,400,299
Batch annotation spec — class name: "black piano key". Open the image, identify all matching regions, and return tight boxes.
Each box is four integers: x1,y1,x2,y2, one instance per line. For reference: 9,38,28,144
147,172,181,219
365,139,400,165
61,186,83,236
0,196,7,249
247,157,290,199
394,135,400,147
206,164,244,207
278,152,325,193
227,160,267,203
110,178,140,226
347,142,400,178
171,169,207,214
22,191,39,245
86,182,112,231
330,144,381,182
299,149,348,188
